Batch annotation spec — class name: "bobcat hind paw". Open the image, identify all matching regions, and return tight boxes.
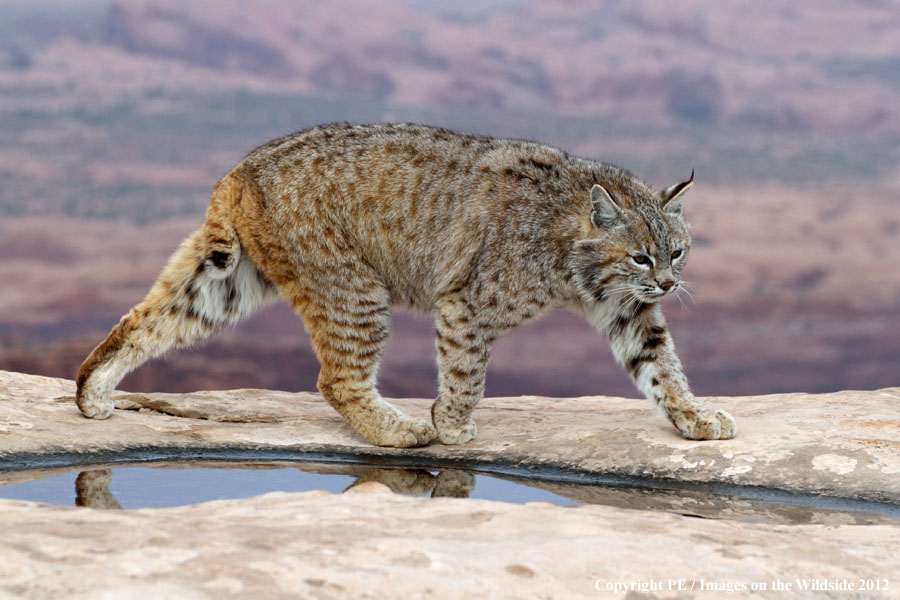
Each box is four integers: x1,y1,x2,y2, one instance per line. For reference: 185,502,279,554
76,390,114,420
368,416,437,448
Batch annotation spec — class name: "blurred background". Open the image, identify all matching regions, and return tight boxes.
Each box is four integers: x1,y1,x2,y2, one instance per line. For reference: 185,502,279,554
0,0,898,400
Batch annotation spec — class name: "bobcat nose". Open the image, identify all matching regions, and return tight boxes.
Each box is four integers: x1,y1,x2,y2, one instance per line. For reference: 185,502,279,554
659,281,675,292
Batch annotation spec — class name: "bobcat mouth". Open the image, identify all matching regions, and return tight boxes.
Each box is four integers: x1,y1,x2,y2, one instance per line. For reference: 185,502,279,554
648,280,685,301
640,287,672,302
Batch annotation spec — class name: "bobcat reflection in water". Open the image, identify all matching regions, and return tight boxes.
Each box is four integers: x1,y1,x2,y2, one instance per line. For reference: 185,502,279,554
59,465,898,526
73,467,475,510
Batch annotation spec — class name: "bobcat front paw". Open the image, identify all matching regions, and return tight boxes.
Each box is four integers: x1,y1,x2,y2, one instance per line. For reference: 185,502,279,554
678,409,736,440
76,388,114,420
436,419,477,445
367,416,437,448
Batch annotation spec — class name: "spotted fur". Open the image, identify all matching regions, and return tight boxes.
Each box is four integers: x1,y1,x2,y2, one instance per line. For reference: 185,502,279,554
76,123,735,447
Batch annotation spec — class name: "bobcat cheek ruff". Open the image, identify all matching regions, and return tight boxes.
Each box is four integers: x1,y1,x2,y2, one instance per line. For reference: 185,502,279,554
77,123,735,447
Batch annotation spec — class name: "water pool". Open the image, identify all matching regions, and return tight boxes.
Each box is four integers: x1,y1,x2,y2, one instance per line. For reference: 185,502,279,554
2,458,898,526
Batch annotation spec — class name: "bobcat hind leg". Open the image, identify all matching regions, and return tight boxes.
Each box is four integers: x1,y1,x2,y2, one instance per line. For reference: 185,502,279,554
294,278,437,448
76,227,276,419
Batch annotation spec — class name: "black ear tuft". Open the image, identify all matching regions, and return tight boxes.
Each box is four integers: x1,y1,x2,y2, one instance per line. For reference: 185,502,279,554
590,184,624,229
659,169,694,216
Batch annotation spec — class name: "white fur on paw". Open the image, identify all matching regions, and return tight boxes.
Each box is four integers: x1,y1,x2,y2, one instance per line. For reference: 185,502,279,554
437,420,477,445
76,393,114,420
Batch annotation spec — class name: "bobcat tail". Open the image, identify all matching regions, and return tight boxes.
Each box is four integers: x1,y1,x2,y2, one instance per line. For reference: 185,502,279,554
202,175,243,279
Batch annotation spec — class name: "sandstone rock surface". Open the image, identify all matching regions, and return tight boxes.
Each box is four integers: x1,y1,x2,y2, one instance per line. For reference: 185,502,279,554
2,486,899,599
2,370,899,598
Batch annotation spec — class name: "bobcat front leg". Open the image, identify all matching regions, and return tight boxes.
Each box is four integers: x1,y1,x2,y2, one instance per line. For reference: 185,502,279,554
431,293,497,445
596,301,736,440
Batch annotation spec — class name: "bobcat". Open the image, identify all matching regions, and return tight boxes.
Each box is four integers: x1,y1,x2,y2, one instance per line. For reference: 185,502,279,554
76,122,736,447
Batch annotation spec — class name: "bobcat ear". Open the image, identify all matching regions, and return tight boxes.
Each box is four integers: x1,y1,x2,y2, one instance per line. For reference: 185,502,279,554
590,184,624,228
659,169,694,216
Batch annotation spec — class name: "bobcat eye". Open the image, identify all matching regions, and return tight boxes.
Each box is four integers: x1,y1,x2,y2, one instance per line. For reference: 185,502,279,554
671,249,683,260
631,254,652,267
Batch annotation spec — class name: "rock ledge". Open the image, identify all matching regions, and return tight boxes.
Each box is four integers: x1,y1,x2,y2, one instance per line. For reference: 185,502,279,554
2,370,898,503
2,370,900,598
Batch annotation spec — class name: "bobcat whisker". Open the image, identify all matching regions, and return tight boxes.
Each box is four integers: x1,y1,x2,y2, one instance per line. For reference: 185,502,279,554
673,289,689,313
677,281,698,305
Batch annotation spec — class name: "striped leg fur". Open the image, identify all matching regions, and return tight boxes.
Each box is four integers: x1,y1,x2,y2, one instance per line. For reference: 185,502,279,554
294,276,437,448
587,299,736,440
75,227,277,419
431,292,497,445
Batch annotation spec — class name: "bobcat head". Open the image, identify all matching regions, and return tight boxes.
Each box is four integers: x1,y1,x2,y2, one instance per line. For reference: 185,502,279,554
570,168,694,307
